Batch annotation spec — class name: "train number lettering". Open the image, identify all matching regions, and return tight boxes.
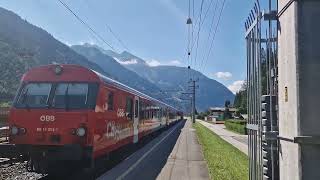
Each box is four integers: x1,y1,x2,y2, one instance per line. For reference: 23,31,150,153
40,115,55,122
36,127,58,132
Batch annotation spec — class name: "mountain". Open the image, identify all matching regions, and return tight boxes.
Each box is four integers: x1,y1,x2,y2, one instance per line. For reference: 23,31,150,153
71,45,166,100
91,48,235,111
0,7,108,100
0,6,234,111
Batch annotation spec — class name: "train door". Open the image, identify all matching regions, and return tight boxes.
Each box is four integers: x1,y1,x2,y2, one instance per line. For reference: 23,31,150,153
133,96,139,143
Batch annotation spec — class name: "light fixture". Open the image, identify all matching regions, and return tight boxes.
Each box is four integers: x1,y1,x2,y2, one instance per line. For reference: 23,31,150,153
11,126,19,135
76,127,86,137
186,17,192,25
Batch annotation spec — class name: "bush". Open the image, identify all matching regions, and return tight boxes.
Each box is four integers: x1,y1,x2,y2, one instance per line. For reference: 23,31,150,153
225,119,247,135
197,114,205,120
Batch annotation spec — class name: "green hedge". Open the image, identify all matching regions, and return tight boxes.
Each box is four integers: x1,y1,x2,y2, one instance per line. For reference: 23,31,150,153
225,120,247,135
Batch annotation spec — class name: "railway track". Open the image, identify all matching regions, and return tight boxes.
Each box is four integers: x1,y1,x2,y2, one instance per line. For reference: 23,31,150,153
0,138,8,143
0,158,21,168
0,155,26,168
0,158,10,166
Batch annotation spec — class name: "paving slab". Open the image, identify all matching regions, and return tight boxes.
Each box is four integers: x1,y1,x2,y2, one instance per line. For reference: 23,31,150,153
157,120,210,180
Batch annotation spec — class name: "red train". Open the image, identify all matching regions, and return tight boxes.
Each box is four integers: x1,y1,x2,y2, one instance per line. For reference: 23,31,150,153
1,64,182,173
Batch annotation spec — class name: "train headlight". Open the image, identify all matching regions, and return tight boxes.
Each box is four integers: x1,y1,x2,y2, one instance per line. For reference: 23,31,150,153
11,126,19,135
76,127,86,137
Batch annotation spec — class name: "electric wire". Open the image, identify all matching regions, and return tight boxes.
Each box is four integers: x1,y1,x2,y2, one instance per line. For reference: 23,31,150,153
182,0,214,68
82,0,130,52
187,0,192,81
199,0,220,72
201,0,226,73
193,0,205,71
190,0,195,69
57,0,116,51
85,0,130,52
105,23,130,52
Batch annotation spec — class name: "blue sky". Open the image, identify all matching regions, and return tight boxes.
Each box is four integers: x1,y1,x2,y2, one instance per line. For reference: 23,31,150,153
0,0,256,93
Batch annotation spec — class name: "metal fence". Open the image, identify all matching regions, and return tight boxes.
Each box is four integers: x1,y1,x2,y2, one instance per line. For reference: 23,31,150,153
245,0,279,179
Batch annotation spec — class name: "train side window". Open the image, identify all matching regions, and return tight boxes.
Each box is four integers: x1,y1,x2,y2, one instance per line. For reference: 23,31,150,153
126,97,133,120
139,102,144,119
135,99,139,118
107,92,114,110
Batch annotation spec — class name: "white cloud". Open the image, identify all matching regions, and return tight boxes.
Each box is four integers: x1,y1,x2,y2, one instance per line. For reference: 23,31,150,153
146,59,182,67
169,60,182,65
146,59,162,67
228,80,245,94
214,72,233,80
114,57,138,65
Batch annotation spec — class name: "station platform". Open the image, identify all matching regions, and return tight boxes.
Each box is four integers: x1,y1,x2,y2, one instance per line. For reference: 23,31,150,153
157,119,210,180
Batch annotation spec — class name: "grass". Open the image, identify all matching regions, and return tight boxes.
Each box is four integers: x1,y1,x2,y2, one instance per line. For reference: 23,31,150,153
224,119,247,135
194,122,249,180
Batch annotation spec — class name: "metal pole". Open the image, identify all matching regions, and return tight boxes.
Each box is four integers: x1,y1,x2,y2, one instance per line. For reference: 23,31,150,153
192,80,195,123
190,96,193,121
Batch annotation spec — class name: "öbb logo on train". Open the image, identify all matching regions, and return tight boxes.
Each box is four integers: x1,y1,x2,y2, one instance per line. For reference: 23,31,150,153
40,115,55,122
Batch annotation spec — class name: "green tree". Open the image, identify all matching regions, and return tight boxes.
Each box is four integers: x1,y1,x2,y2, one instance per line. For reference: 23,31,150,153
234,81,247,114
224,100,232,120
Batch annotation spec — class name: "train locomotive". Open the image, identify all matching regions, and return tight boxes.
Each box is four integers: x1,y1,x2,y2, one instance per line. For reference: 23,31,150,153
1,64,182,173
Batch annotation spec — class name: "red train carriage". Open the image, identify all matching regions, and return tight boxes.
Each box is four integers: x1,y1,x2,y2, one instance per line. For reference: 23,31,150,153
1,64,181,173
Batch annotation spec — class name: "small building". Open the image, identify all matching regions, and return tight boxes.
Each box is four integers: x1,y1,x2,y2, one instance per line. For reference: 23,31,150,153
208,107,238,121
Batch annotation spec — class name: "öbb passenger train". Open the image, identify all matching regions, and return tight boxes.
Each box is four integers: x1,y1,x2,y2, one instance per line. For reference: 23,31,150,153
3,64,182,173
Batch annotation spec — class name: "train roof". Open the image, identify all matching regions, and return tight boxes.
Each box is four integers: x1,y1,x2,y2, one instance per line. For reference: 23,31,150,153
93,70,179,111
21,64,179,112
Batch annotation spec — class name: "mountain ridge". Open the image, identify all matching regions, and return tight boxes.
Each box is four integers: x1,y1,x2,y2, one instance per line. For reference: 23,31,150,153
73,45,235,111
71,45,165,100
0,7,112,100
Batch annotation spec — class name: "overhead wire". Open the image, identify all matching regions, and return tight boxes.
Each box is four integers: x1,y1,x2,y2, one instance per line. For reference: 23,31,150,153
193,0,205,71
105,24,130,52
190,0,195,69
187,0,192,81
182,0,214,68
200,0,226,74
199,0,220,72
57,0,116,51
82,0,130,52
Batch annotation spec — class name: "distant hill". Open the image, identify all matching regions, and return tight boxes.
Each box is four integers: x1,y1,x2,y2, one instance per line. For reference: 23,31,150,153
91,48,235,111
0,7,108,100
71,45,166,100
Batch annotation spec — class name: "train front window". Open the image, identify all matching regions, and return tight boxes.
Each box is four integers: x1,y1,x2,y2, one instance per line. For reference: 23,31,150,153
52,83,89,109
16,83,52,108
14,82,98,109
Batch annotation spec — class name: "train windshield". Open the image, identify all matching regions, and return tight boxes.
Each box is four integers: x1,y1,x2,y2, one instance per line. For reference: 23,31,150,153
52,83,88,109
16,83,52,108
15,82,98,109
